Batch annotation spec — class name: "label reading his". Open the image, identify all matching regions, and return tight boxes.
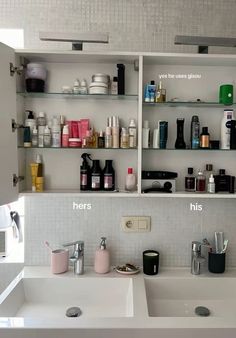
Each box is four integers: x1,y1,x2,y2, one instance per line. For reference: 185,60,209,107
190,202,203,211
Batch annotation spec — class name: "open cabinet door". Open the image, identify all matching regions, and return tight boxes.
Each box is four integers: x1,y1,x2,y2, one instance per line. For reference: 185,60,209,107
0,43,18,205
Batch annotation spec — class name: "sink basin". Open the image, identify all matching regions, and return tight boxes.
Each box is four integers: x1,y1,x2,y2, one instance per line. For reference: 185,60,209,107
0,275,133,318
144,277,236,318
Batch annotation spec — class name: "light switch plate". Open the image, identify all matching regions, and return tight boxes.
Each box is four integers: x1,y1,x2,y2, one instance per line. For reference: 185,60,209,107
121,216,151,232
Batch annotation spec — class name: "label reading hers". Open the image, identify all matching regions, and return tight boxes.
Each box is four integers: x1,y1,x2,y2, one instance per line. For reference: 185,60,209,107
73,202,92,210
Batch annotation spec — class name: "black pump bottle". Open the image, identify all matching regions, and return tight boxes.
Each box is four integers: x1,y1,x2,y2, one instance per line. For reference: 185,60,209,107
80,153,92,191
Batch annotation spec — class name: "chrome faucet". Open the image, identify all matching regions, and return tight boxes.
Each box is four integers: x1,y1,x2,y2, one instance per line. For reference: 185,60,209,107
63,241,84,275
191,241,206,275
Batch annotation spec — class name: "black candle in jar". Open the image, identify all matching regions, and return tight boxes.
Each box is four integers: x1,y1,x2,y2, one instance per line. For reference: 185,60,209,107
143,250,159,275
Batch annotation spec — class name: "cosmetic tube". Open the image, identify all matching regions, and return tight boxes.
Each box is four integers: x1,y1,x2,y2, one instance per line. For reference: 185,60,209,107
30,163,39,192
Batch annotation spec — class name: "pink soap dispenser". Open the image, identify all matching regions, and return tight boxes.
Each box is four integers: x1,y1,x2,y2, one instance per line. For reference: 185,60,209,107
94,237,110,274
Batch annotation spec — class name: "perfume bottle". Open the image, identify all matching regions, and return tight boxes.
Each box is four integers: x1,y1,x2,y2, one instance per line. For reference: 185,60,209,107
155,81,166,102
175,118,186,149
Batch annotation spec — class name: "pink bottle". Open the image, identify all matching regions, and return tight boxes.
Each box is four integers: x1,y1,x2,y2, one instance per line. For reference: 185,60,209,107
62,125,69,147
94,237,110,274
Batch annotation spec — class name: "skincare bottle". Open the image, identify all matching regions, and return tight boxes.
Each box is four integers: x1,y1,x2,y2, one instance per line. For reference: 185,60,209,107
185,167,196,192
196,170,206,192
221,109,234,149
144,83,150,102
155,81,166,102
37,112,46,148
159,121,168,149
128,119,137,148
111,76,118,95
91,160,102,191
73,79,80,94
105,126,112,148
112,116,120,149
25,110,36,136
120,127,129,148
175,118,186,149
103,160,115,191
153,121,160,149
125,167,136,191
35,154,44,192
94,237,110,274
98,131,105,148
191,115,200,149
148,81,156,103
200,127,210,148
142,120,150,148
31,126,38,147
23,127,31,147
43,125,51,147
204,164,214,183
80,153,91,191
51,117,61,148
78,79,88,94
207,174,215,194
62,124,69,147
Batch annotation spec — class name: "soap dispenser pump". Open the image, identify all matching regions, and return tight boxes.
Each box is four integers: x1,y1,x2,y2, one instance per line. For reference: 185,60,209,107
94,237,110,274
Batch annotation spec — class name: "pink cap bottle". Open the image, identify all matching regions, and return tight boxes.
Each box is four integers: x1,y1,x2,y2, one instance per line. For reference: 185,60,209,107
94,237,110,274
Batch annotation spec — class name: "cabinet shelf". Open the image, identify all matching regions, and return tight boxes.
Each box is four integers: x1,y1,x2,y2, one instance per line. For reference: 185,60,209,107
18,146,137,150
17,92,138,100
19,190,139,197
141,192,236,198
143,101,236,108
142,148,234,151
19,190,236,199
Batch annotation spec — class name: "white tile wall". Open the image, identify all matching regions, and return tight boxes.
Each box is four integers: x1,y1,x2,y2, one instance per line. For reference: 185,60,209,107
0,0,236,53
1,0,236,291
24,196,236,268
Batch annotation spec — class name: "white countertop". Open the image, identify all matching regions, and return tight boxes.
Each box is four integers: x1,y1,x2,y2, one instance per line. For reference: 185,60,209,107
1,266,236,332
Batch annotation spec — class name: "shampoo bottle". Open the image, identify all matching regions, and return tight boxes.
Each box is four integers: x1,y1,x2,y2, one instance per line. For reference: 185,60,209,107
94,237,110,274
221,109,234,149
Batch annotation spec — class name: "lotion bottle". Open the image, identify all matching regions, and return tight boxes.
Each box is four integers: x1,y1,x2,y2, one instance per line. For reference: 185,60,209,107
94,237,110,274
220,109,234,149
142,120,150,148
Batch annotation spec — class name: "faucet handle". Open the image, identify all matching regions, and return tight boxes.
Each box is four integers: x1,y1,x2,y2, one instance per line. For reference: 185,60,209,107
192,240,212,253
192,241,202,252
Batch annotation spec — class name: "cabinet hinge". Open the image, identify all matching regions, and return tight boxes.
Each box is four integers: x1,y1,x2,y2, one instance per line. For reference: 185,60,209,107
10,62,24,76
13,174,24,187
12,119,24,132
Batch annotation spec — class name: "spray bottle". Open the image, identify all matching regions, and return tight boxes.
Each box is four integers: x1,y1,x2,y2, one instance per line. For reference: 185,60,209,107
80,153,92,191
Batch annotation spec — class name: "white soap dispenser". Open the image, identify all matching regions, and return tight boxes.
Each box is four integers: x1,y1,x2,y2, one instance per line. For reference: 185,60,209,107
94,237,110,274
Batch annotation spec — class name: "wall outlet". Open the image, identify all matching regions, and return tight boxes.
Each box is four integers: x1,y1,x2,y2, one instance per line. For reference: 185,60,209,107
121,216,151,232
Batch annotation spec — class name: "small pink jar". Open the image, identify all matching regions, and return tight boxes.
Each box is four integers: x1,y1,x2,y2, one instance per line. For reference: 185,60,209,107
51,249,69,274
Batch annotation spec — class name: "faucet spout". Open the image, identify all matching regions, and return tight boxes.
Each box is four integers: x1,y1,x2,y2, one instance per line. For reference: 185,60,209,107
63,240,84,275
191,241,205,275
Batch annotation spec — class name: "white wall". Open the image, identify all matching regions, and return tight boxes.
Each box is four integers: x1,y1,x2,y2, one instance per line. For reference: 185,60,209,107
1,0,236,292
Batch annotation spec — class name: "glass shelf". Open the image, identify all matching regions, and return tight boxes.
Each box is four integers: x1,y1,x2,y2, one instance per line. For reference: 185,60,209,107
143,101,236,108
17,92,138,100
18,146,137,150
143,148,234,151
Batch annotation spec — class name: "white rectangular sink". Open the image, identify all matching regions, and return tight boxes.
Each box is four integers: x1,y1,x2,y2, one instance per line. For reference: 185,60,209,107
0,275,133,318
144,277,236,318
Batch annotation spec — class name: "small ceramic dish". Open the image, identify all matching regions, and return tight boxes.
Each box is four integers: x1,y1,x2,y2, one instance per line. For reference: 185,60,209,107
115,263,140,275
